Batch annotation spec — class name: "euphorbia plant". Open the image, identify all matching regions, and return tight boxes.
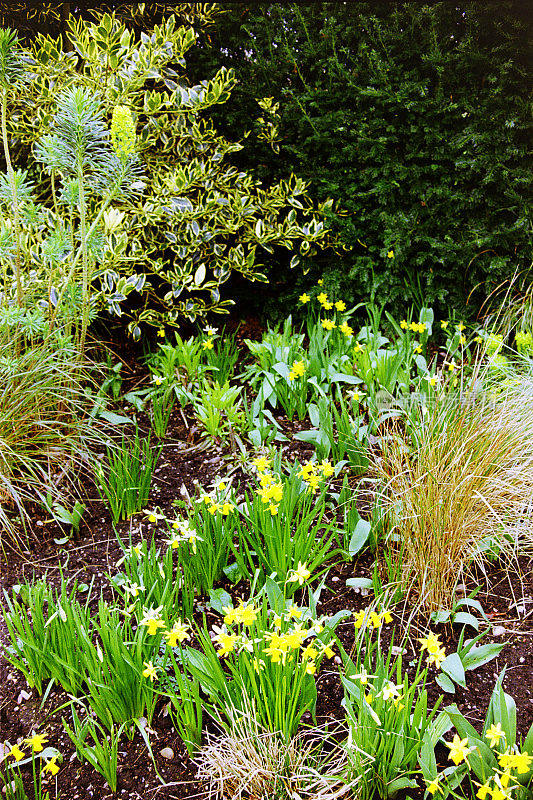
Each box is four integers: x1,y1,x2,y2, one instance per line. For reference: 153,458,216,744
33,89,144,353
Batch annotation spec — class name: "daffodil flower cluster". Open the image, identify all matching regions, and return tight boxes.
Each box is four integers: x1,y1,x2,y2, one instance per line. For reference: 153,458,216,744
143,507,204,552
201,492,234,516
298,285,352,337
252,456,284,515
6,733,60,777
400,320,427,335
298,458,335,494
418,630,446,669
211,601,335,678
138,606,191,684
288,359,305,381
348,669,406,716
167,517,201,553
425,724,532,798
202,324,219,351
353,606,393,630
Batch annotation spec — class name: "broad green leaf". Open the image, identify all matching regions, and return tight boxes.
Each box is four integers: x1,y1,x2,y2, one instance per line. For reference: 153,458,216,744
348,519,371,556
441,652,466,688
208,588,232,614
462,642,504,671
435,672,456,693
453,611,479,630
346,577,373,590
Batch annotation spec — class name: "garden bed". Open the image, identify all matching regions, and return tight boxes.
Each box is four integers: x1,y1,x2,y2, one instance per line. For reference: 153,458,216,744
1,403,532,799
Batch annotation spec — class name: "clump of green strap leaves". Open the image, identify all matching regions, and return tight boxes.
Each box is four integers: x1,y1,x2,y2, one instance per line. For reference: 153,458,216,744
2,7,332,343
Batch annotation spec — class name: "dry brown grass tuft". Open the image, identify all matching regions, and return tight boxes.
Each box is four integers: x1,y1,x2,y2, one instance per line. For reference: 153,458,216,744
376,375,533,612
194,711,353,800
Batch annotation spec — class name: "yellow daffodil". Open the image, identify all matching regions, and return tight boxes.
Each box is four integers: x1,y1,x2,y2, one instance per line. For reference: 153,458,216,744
320,459,335,477
269,503,279,515
500,772,511,788
42,756,60,776
441,320,449,330
164,621,190,647
288,561,311,585
475,780,491,799
317,291,328,305
302,645,318,661
258,480,283,504
426,776,444,796
387,250,394,258
220,502,234,515
400,320,408,329
426,646,446,669
381,681,402,701
317,279,324,285
339,321,353,337
289,604,303,620
353,342,364,353
351,667,370,685
335,300,346,311
321,318,336,330
457,322,465,332
233,601,259,626
213,628,238,657
139,606,166,636
288,359,305,381
322,641,335,659
498,750,533,774
446,734,473,765
414,343,422,353
157,328,165,337
142,660,158,681
419,631,446,668
284,626,308,650
252,456,270,473
306,661,317,675
24,733,48,753
8,744,25,762
299,292,310,303
353,610,366,629
486,723,505,748
202,338,214,350
369,611,382,629
489,787,510,800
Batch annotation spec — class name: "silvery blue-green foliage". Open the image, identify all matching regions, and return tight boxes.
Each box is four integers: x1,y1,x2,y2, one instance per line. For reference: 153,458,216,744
34,86,143,204
0,169,34,206
0,27,25,90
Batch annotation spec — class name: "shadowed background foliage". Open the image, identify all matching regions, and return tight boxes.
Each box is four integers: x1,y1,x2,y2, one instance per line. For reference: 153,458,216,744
1,1,531,320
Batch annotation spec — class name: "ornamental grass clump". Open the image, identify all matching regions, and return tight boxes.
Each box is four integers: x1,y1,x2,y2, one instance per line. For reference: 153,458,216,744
0,338,92,546
377,376,533,611
194,711,351,800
